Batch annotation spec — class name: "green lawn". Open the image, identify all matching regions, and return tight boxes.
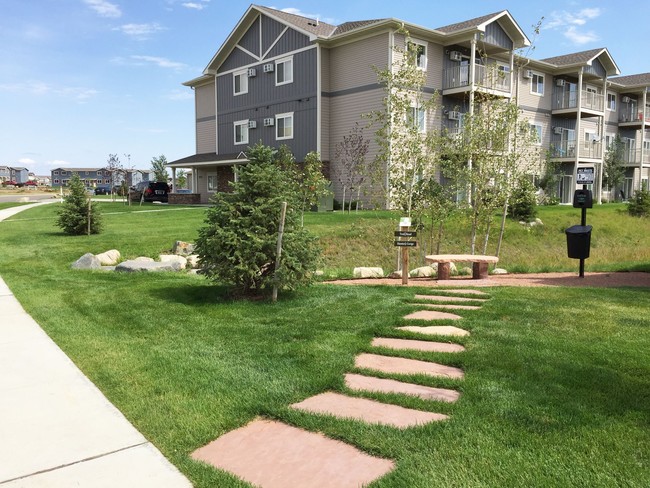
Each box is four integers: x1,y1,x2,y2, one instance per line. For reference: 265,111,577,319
0,203,649,487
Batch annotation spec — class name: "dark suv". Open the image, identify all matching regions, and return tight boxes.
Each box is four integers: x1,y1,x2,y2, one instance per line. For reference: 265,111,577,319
131,181,170,202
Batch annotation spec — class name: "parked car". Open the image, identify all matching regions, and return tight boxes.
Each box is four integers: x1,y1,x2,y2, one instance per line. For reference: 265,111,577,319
24,180,38,187
2,180,18,187
85,187,95,195
130,181,170,202
94,186,110,195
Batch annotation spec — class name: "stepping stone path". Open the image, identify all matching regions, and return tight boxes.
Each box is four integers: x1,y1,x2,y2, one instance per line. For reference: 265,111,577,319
398,325,471,337
290,392,448,428
372,337,466,353
191,289,489,486
345,373,461,402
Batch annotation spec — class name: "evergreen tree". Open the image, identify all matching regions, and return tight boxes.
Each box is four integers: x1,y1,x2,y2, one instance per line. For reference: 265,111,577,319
195,144,321,295
56,174,102,235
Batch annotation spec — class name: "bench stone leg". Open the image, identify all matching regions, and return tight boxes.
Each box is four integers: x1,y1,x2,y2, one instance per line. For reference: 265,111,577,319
437,263,450,280
473,262,489,279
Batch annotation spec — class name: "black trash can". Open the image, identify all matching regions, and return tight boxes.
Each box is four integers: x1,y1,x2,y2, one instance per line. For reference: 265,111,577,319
565,225,592,259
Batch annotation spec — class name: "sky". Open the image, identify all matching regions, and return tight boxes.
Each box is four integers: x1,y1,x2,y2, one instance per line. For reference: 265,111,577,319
2,0,650,176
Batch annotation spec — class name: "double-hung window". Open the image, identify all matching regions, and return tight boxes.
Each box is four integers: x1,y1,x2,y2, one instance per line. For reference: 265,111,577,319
531,72,544,96
207,172,218,192
233,69,248,95
607,93,616,111
234,120,249,145
409,106,426,132
275,56,293,86
408,40,427,70
276,112,293,140
529,123,542,145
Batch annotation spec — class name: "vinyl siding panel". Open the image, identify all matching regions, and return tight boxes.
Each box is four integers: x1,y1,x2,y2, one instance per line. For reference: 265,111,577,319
517,70,552,111
329,33,390,92
195,82,215,119
218,47,259,73
195,82,216,154
261,15,286,54
239,17,261,57
197,120,216,154
266,28,311,59
320,47,330,160
485,21,513,50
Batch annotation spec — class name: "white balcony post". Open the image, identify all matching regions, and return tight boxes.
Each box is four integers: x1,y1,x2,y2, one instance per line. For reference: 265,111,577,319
641,89,647,192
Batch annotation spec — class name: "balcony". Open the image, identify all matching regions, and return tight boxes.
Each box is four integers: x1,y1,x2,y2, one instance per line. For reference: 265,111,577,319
621,148,650,164
550,140,602,160
552,91,604,115
442,64,511,97
619,108,648,126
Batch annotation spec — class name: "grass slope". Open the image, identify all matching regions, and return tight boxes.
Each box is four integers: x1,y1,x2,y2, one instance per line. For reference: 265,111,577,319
0,203,649,486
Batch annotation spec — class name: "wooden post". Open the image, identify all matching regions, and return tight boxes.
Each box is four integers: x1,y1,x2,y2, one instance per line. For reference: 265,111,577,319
272,201,288,303
401,225,409,285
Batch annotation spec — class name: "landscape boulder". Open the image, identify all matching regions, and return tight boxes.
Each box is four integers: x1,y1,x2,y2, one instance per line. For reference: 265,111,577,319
409,266,436,278
96,249,121,266
186,254,201,269
492,268,508,275
115,259,184,273
353,267,384,278
172,240,195,256
159,254,187,269
71,253,101,270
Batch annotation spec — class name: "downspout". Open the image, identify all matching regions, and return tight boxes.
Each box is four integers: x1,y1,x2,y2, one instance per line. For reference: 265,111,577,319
385,29,394,209
641,88,647,192
597,77,607,204
467,36,477,204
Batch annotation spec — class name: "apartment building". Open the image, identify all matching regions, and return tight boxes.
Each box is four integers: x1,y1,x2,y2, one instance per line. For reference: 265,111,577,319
50,168,153,188
168,5,649,205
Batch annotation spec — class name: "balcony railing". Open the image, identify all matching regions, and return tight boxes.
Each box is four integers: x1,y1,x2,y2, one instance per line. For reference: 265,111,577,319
619,109,648,123
621,148,650,164
443,64,511,93
550,141,603,159
552,91,604,112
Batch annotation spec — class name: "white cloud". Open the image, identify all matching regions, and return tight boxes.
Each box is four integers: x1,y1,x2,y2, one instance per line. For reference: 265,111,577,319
46,160,74,168
115,23,165,40
83,0,121,18
130,55,187,70
182,2,206,10
543,7,601,46
277,7,337,25
18,158,36,165
0,81,98,101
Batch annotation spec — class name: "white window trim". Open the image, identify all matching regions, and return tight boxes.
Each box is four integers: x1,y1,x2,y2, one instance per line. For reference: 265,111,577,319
233,69,248,96
275,56,293,86
234,119,249,145
275,112,294,140
207,172,218,193
529,123,543,145
607,93,617,111
409,105,426,133
529,71,544,97
408,38,428,71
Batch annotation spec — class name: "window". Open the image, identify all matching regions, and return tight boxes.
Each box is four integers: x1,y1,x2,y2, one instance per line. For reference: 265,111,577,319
207,173,218,192
61,171,67,175
233,69,248,95
54,179,59,184
276,112,293,140
409,106,426,132
275,57,293,86
529,123,542,144
531,72,544,95
234,120,249,145
607,93,616,111
408,40,427,70
54,171,59,175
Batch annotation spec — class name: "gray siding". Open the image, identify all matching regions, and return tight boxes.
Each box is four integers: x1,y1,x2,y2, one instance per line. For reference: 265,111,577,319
261,15,286,54
239,17,261,56
320,47,330,160
329,33,389,92
485,21,513,50
585,58,606,78
266,28,311,59
219,47,259,73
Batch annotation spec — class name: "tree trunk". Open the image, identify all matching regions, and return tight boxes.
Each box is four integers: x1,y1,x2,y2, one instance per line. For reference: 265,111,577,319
482,218,492,255
495,198,509,258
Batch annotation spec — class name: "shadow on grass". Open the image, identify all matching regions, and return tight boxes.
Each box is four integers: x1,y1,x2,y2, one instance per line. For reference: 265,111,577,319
150,282,302,306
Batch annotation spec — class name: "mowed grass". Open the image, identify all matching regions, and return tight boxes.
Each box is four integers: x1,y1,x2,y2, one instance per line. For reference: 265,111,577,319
0,202,649,486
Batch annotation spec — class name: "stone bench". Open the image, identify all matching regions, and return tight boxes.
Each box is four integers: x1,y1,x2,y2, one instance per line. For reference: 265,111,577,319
424,254,499,280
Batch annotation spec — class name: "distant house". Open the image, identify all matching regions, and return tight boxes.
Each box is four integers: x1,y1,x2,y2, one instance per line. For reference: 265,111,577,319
0,166,10,183
9,167,29,184
50,167,152,189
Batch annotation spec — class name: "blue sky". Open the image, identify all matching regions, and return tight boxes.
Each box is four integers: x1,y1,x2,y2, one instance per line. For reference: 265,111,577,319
2,0,649,176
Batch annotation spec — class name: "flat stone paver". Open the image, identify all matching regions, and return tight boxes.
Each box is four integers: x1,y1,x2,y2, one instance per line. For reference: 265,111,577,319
418,303,482,310
355,353,464,379
191,419,394,488
414,294,487,303
404,310,463,321
434,289,489,296
345,374,461,402
290,392,448,428
398,325,470,337
372,337,465,353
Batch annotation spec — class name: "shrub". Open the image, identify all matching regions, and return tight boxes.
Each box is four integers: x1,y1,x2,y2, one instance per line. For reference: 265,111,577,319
627,189,650,217
56,174,102,235
509,176,538,221
195,144,321,295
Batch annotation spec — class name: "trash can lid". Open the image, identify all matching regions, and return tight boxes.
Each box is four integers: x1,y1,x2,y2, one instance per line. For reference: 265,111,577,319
565,225,592,233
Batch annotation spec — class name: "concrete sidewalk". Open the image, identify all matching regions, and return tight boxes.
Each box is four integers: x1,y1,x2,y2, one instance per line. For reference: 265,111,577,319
0,203,192,487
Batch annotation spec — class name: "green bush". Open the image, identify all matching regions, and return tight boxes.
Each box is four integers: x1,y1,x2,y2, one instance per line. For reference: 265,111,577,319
56,174,102,235
509,176,538,221
195,144,321,295
627,189,650,217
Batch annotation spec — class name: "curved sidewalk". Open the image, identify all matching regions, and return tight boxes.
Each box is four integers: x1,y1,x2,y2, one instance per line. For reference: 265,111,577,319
0,203,191,486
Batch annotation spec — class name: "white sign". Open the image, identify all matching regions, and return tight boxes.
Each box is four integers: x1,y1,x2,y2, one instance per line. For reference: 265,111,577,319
399,217,411,227
576,167,595,185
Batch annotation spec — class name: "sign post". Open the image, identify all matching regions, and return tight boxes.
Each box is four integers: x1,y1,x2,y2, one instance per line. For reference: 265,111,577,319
394,217,416,285
569,167,595,278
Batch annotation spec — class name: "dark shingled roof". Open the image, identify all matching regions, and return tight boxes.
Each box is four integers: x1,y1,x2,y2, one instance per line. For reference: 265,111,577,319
168,153,248,166
254,5,337,37
436,11,505,34
331,19,389,36
609,73,650,87
540,48,605,67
